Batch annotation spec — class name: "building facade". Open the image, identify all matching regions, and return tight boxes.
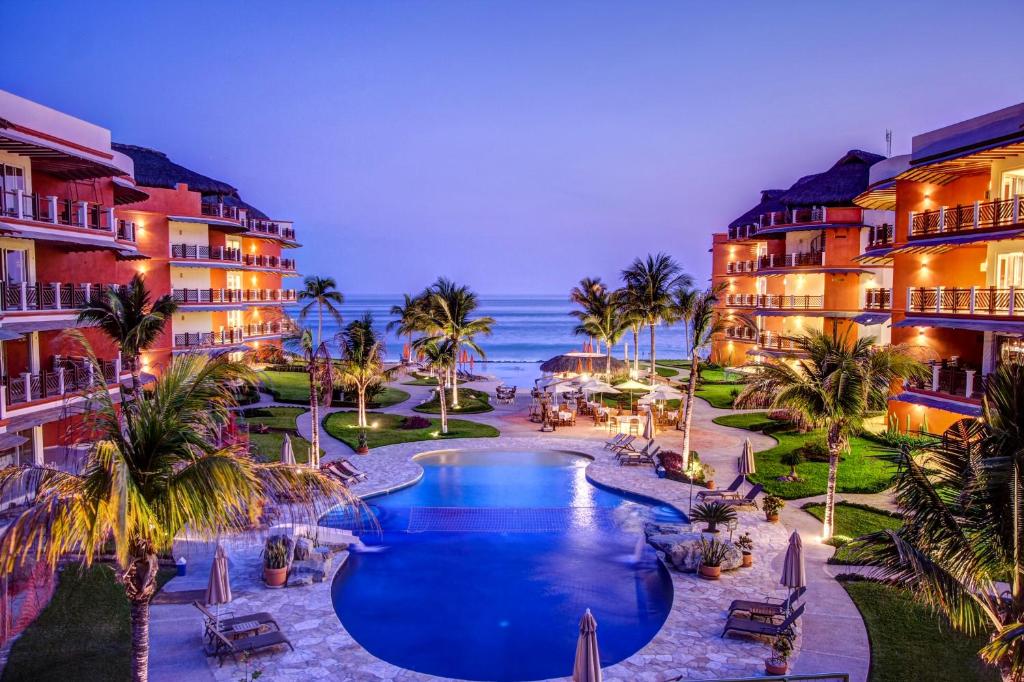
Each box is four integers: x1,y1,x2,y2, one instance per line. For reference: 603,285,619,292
0,89,298,472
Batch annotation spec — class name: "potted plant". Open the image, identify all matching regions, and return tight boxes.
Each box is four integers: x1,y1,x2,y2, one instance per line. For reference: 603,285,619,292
703,463,716,490
262,535,291,588
690,501,737,534
736,532,754,567
762,494,785,523
765,633,794,675
697,536,729,580
356,429,369,455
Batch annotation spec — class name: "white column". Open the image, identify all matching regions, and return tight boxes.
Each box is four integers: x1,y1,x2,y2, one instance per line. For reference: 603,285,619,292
1010,286,1017,316
908,210,915,238
53,282,61,310
18,282,27,311
931,364,940,392
28,332,39,373
30,426,43,466
938,206,947,233
15,189,24,220
21,372,33,401
969,287,976,314
1014,195,1021,225
115,354,123,377
78,201,88,227
47,196,57,224
974,200,981,229
107,207,116,232
935,286,943,314
57,366,65,395
965,370,976,398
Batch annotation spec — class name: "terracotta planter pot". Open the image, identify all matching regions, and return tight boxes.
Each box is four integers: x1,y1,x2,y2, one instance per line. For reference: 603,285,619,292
766,513,780,523
705,480,716,491
742,552,753,567
698,564,721,580
356,446,370,455
263,566,287,588
765,659,788,675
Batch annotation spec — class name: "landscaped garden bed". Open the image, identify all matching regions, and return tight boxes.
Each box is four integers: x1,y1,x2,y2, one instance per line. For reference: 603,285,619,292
323,412,499,449
802,501,902,564
413,387,493,414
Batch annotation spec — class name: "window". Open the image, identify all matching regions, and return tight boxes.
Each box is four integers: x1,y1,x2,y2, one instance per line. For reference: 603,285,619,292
3,249,27,284
1002,170,1024,200
226,271,242,290
227,310,242,328
1,164,26,216
997,252,1024,288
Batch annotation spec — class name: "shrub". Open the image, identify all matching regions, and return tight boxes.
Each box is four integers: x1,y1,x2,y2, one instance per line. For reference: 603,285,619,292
762,494,785,517
262,535,291,569
400,415,431,430
735,532,754,554
780,449,803,477
794,438,831,462
690,501,737,533
658,450,704,483
698,536,730,567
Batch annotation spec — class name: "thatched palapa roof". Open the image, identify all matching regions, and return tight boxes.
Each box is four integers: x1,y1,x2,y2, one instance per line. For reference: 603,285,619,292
777,149,885,207
728,189,786,228
540,354,626,373
112,143,237,195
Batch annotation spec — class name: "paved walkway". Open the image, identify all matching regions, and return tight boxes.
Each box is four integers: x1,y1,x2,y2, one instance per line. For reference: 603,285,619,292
149,378,872,682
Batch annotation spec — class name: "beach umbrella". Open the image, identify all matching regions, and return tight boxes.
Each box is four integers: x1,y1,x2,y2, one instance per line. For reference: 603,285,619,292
738,438,756,477
572,608,602,682
642,410,655,441
780,531,806,614
645,385,683,402
615,380,654,410
205,544,232,618
402,342,410,362
576,358,584,375
587,358,593,373
280,433,296,466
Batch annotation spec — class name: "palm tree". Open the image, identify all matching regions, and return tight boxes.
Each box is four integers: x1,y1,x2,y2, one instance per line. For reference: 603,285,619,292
300,329,333,468
336,313,397,429
297,276,344,348
569,277,607,352
419,339,457,434
669,286,698,360
76,273,177,397
621,253,692,381
735,331,926,539
0,352,355,682
616,288,645,376
859,360,1024,680
413,278,495,408
678,286,729,469
573,294,630,377
387,293,425,363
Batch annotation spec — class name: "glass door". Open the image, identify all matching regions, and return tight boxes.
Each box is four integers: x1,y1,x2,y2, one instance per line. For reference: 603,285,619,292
3,249,27,284
997,253,1024,288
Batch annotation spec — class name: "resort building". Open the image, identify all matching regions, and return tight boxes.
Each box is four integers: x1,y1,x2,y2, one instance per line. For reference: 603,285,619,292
711,150,893,367
0,89,298,473
879,102,1024,434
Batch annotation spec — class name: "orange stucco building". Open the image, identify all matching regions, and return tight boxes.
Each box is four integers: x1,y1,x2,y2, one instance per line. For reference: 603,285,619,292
0,89,298,471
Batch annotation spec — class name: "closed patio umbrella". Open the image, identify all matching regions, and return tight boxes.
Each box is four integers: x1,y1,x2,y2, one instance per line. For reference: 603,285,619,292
738,438,756,477
572,608,602,682
281,433,296,466
205,544,232,618
642,409,655,441
780,531,805,614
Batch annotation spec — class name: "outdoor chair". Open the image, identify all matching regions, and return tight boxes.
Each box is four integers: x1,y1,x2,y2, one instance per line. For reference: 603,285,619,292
728,587,806,619
610,435,637,454
337,459,368,481
207,623,294,665
619,449,656,466
194,601,279,643
604,433,626,449
697,475,744,500
616,442,657,461
322,461,359,485
722,604,804,640
720,483,763,509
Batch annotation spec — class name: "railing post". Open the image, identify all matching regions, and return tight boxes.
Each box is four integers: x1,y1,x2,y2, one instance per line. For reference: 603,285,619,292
22,372,32,402
931,364,940,392
1014,195,1021,225
14,189,24,220
83,283,91,303
906,287,912,311
78,201,88,227
935,286,943,313
908,210,915,238
47,196,58,224
938,206,947,233
52,282,60,310
115,354,123,378
1011,286,1016,317
57,367,65,395
0,384,6,417
18,281,27,311
106,207,116,232
969,286,976,314
965,370,976,398
974,200,981,229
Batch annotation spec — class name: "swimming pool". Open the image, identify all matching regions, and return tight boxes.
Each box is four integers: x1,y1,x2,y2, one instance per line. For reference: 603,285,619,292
325,449,683,681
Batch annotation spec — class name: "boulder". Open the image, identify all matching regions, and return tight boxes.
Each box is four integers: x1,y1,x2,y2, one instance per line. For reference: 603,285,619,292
287,573,314,588
647,532,743,573
294,536,314,561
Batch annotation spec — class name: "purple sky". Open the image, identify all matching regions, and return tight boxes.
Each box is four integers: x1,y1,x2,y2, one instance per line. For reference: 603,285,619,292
5,1,1021,294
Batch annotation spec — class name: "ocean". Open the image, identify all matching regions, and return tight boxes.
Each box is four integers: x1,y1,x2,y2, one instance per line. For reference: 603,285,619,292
285,294,691,387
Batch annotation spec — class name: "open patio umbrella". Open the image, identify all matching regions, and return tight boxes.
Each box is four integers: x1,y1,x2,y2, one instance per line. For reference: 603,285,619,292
780,531,805,614
281,433,296,466
615,380,654,410
572,608,602,682
645,385,683,402
738,438,756,477
205,544,232,619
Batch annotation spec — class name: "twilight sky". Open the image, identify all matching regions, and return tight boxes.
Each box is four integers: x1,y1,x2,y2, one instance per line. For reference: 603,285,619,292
4,1,1021,295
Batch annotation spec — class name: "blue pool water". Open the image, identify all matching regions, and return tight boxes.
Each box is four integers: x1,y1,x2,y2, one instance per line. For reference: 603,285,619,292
324,450,684,681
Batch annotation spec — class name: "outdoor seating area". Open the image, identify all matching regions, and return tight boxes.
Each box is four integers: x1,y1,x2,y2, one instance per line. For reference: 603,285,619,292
495,385,517,405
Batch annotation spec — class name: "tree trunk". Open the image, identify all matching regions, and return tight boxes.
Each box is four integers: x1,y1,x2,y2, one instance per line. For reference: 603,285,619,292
309,374,320,468
451,345,460,408
129,353,142,399
605,344,612,377
317,301,323,348
123,551,159,682
679,352,699,469
439,376,448,434
823,423,842,539
631,327,640,375
649,321,657,382
129,597,151,682
357,386,366,428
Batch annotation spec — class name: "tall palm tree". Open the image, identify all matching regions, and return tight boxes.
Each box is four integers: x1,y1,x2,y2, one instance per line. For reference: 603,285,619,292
77,273,177,397
677,286,729,468
412,278,495,408
419,339,457,434
573,294,630,377
616,288,645,376
387,293,425,363
736,331,925,538
0,352,355,682
621,253,692,381
300,329,333,468
859,360,1024,680
336,313,397,429
569,277,607,352
297,276,344,348
669,286,698,360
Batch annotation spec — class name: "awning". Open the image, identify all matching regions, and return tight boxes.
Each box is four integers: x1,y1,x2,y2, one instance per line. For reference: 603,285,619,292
853,312,891,326
894,316,1024,335
756,222,868,236
0,221,142,258
168,215,246,231
3,318,88,334
892,230,1024,254
891,391,982,418
112,176,149,205
755,310,862,318
0,432,29,451
0,328,25,341
853,248,894,264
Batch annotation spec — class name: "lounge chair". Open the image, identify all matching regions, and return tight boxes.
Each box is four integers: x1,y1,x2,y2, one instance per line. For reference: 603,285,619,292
728,587,806,618
720,484,763,509
722,604,804,640
194,601,279,641
337,459,368,481
603,433,627,449
609,435,637,454
207,624,294,665
697,475,744,500
322,461,359,485
619,444,659,465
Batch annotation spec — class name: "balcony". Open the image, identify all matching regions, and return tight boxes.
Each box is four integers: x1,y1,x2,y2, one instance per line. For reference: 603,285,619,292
723,326,757,342
866,224,894,250
727,224,761,241
201,202,241,221
725,260,756,274
907,363,984,402
173,321,296,348
724,293,757,308
907,286,1024,317
909,196,1024,239
4,356,120,407
170,244,242,262
0,189,137,243
759,207,826,229
246,218,297,242
171,288,297,305
0,281,119,313
864,288,892,310
755,294,824,311
758,331,801,353
757,251,824,270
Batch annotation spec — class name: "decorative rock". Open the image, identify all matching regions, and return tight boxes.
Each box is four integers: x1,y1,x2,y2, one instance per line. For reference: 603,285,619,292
647,532,743,572
294,536,314,561
286,573,314,588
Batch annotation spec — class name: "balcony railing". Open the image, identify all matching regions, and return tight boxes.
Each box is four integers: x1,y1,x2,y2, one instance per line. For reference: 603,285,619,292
907,363,984,401
759,207,826,228
171,288,297,305
727,224,760,240
723,326,757,342
170,244,242,262
758,331,800,352
755,294,824,310
864,288,892,310
173,322,296,348
5,356,119,407
246,219,297,241
757,251,824,269
201,202,241,221
907,286,1024,317
0,281,120,312
866,224,894,249
909,196,1024,238
0,190,135,242
725,260,756,274
724,293,757,307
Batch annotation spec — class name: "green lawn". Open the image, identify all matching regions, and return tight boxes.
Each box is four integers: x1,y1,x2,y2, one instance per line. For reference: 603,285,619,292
712,413,896,498
712,412,778,432
694,383,744,408
259,371,409,407
655,366,678,378
238,406,317,463
402,372,465,386
842,580,999,682
3,564,176,682
803,502,903,563
323,411,499,449
414,387,493,414
657,359,691,368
